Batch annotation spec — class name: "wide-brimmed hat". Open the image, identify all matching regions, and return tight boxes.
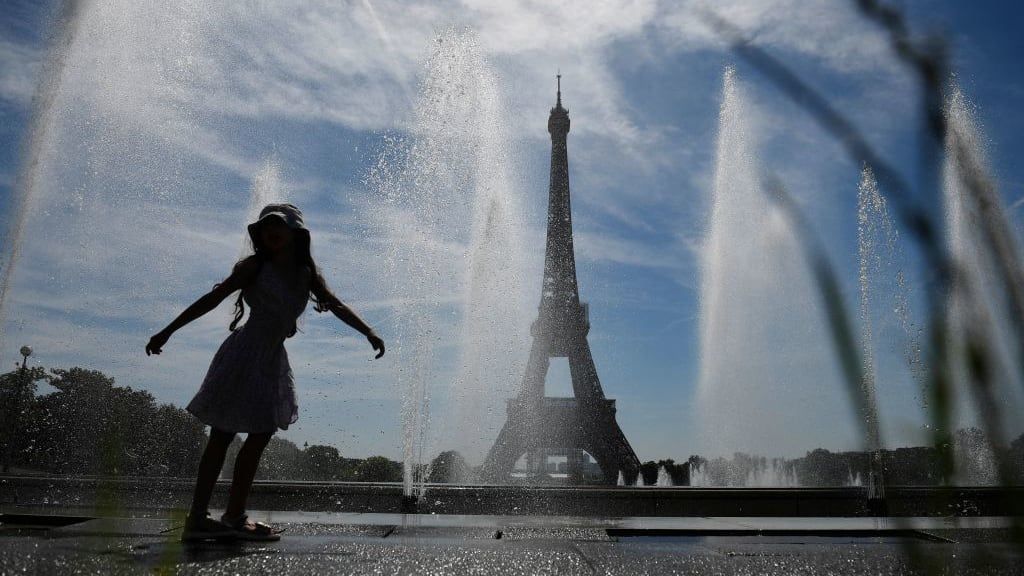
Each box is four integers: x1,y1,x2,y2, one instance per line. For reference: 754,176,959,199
247,203,307,246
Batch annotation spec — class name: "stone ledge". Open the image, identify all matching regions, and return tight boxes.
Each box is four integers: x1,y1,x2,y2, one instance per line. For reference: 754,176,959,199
2,475,1022,517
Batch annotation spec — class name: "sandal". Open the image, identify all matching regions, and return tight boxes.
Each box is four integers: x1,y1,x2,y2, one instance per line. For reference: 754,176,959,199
180,511,237,542
220,512,282,542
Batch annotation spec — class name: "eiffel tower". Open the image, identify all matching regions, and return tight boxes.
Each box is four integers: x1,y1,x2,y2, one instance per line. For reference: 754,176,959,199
481,77,641,485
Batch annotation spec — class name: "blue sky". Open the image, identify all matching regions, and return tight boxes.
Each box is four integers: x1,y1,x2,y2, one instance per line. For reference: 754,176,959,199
1,0,1023,465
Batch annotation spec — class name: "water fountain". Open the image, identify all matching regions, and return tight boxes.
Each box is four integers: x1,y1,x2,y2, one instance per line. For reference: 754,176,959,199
1,1,1019,513
744,460,798,488
942,84,1023,483
696,67,852,468
0,3,86,357
857,165,910,498
856,166,886,465
688,458,798,488
857,166,924,406
241,158,289,251
0,1,219,371
0,5,529,505
7,18,1024,576
655,465,673,487
362,28,528,500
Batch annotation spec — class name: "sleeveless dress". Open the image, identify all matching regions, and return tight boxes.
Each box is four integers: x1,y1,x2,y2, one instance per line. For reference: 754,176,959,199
187,262,311,433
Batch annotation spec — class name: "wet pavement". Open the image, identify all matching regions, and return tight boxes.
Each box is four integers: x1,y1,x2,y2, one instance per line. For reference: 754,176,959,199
2,511,1022,575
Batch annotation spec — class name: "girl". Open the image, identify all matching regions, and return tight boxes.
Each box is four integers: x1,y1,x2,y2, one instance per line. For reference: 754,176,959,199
146,203,385,541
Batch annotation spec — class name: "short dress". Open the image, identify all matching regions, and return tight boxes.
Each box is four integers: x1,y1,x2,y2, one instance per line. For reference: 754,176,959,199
187,263,311,433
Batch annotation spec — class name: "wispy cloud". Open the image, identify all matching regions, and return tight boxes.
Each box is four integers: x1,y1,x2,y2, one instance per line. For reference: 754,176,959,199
659,0,897,72
0,38,41,105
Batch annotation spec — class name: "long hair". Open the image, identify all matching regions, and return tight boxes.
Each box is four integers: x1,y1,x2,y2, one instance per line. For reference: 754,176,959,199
226,228,340,336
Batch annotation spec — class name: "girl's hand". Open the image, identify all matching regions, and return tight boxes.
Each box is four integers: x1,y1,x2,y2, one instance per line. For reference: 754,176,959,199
146,331,170,356
367,333,385,359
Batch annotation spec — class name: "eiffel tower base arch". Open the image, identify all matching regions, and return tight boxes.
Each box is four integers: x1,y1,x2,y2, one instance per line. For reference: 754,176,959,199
481,395,641,485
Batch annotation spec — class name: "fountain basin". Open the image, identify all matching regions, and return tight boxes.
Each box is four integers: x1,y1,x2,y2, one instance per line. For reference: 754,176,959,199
2,476,1020,518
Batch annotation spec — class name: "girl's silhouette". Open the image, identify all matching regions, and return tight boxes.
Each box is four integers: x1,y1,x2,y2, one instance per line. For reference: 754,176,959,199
146,203,384,541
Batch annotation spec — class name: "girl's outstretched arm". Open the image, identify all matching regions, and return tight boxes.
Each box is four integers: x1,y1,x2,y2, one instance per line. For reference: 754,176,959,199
331,300,385,359
311,273,385,359
145,257,261,356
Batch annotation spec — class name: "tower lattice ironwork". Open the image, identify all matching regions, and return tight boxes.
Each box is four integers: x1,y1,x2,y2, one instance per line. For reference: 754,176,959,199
481,77,641,485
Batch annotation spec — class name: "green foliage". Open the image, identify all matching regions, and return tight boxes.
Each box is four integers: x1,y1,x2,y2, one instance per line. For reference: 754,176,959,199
7,364,1022,488
356,455,402,482
228,440,393,482
2,364,406,481
0,366,47,472
687,429,1024,487
255,437,305,480
302,444,346,480
427,450,471,483
15,366,207,476
639,460,658,485
639,459,689,485
657,459,689,486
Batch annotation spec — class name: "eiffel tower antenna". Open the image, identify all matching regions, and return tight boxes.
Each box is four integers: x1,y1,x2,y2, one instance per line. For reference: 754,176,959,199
556,71,561,108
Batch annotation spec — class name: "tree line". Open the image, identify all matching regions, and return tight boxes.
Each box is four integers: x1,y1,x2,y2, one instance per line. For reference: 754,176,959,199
650,426,1024,487
0,366,403,482
2,365,1021,485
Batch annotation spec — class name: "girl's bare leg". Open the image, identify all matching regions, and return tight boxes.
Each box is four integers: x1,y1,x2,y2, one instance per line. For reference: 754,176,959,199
189,428,236,517
225,432,273,517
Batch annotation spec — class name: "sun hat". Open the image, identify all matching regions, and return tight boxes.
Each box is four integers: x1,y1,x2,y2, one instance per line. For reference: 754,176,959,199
247,203,307,246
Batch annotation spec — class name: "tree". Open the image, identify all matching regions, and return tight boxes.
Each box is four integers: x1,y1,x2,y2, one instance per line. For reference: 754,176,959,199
639,460,659,486
4,363,418,483
0,366,47,472
427,450,471,483
32,367,145,474
152,403,206,477
797,449,846,486
20,366,205,477
302,444,346,480
255,437,304,479
356,456,402,482
1008,433,1024,484
657,459,688,486
953,427,998,484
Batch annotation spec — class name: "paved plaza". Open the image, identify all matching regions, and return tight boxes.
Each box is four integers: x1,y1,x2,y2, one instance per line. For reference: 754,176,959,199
2,511,1021,575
